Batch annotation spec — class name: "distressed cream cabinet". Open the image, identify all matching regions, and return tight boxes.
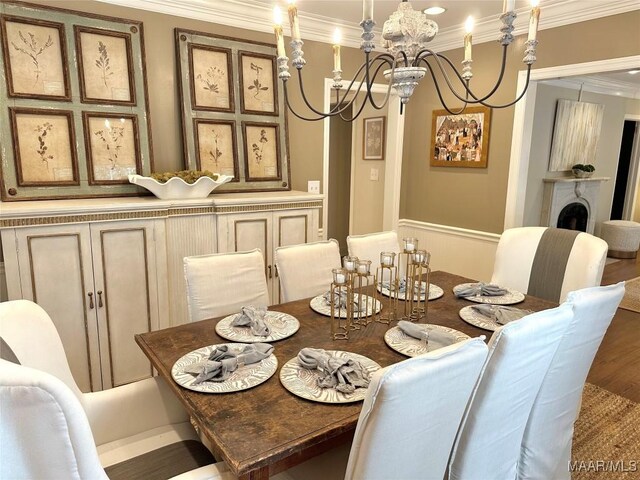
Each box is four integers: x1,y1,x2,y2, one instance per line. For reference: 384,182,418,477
0,191,322,391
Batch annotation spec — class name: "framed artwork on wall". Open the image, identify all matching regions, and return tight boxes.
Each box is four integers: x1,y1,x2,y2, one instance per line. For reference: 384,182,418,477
430,106,491,168
176,28,290,193
9,107,78,186
0,15,71,100
83,112,141,184
363,116,386,160
238,51,278,116
242,122,281,181
194,118,239,179
75,26,136,105
0,1,153,201
189,44,234,112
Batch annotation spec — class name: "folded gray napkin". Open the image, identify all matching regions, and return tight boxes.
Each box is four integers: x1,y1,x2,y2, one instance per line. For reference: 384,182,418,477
297,348,370,394
184,343,273,385
382,279,426,295
454,283,508,298
323,290,364,312
471,304,532,325
397,320,453,347
231,306,271,337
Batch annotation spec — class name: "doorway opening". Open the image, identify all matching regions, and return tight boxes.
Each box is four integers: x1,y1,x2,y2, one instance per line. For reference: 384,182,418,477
611,119,640,220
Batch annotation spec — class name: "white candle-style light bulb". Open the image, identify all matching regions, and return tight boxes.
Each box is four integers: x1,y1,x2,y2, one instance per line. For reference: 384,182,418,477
273,5,283,26
464,16,474,34
528,0,541,42
332,28,341,45
464,16,473,62
287,0,301,41
332,28,342,72
531,0,540,7
273,6,286,58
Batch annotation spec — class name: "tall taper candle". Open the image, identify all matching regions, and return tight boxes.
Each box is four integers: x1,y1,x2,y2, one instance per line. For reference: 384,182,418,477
464,16,474,62
332,28,341,71
503,0,515,13
273,7,286,58
287,0,301,41
528,0,540,42
362,0,374,21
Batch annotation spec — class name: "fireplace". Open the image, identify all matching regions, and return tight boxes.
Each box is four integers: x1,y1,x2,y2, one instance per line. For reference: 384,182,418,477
541,177,608,234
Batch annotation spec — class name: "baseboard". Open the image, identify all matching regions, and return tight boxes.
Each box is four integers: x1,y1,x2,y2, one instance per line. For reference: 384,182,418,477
397,219,500,282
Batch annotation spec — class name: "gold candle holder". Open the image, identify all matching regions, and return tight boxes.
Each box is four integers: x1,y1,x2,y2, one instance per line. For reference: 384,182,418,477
406,250,431,322
330,268,351,340
375,251,399,324
353,259,374,327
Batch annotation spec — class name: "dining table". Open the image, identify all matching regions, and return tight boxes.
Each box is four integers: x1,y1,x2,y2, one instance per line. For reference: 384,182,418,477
135,270,556,480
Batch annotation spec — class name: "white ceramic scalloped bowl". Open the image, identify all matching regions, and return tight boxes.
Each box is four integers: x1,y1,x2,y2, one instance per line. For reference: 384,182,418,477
128,174,233,200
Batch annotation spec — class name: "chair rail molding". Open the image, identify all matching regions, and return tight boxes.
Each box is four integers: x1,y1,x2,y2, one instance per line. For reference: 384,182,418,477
504,55,640,230
398,219,500,282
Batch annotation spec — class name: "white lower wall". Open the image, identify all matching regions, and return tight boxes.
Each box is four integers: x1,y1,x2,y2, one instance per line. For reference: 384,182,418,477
0,263,7,302
398,219,500,282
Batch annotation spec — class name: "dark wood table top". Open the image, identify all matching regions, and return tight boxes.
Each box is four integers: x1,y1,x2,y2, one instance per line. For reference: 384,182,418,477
135,271,555,480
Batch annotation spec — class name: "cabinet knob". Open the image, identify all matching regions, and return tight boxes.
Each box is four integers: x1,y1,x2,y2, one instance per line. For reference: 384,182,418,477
275,265,279,278
97,291,104,308
88,292,94,309
268,265,272,279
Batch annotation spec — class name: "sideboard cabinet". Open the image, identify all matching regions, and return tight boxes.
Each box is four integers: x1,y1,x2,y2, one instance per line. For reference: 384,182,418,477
0,191,322,391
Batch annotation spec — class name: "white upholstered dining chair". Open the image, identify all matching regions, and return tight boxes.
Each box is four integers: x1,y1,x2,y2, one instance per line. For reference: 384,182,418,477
275,239,341,302
171,337,489,480
0,300,214,479
184,249,270,322
517,282,625,480
346,231,401,265
448,302,574,480
491,226,608,303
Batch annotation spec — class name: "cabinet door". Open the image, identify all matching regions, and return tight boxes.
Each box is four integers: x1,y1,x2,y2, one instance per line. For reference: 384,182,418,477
13,225,101,392
272,210,314,303
219,212,273,301
90,220,160,389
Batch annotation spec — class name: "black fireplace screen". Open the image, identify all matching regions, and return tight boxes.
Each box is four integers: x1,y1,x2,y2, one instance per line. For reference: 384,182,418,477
557,202,588,232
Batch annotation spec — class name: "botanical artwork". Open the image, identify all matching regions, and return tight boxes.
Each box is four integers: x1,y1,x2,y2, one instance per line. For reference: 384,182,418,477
430,106,491,168
190,45,233,111
76,28,134,104
10,110,77,185
243,123,280,180
195,120,238,178
239,52,277,115
363,117,386,160
549,99,604,172
85,115,139,183
1,17,69,98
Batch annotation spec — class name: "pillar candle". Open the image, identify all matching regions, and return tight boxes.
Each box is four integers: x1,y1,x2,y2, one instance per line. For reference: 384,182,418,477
332,28,341,71
287,0,301,41
503,0,515,13
273,7,286,58
528,0,541,42
362,0,373,21
464,16,473,62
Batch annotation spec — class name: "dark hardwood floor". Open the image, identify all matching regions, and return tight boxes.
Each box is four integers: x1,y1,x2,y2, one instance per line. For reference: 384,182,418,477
586,256,640,402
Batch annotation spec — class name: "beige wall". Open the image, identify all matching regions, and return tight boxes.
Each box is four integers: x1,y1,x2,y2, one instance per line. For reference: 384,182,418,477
400,12,640,234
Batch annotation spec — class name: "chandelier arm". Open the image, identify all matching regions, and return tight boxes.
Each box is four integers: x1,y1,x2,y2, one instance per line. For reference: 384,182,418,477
417,53,483,104
422,60,469,115
365,60,396,110
282,81,330,121
339,90,374,122
473,66,533,108
295,68,362,117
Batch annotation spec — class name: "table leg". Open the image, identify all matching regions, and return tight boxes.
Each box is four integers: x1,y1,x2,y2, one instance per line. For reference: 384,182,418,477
239,466,269,480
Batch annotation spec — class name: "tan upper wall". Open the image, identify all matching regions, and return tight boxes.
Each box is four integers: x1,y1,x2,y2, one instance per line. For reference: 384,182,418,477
400,12,640,234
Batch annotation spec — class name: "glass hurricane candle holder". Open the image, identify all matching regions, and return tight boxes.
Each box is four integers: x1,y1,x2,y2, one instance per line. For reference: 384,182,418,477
356,259,371,275
343,255,358,273
403,237,418,253
380,251,396,267
332,268,347,285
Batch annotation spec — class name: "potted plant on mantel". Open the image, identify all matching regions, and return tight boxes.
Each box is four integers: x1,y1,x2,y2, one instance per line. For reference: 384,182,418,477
571,164,595,179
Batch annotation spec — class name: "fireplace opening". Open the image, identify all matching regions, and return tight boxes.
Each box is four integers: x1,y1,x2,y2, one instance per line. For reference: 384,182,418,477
557,202,588,232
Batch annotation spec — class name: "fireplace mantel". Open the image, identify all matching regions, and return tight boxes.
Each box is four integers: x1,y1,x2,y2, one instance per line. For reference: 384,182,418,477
540,177,609,234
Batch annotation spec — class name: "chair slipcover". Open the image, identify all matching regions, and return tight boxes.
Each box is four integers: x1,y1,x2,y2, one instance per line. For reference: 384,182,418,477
275,239,341,302
346,231,401,265
449,303,574,480
518,282,625,480
491,227,607,303
184,249,270,322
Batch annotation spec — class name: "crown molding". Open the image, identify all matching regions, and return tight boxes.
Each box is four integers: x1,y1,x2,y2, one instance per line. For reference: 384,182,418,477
95,0,639,51
543,75,640,99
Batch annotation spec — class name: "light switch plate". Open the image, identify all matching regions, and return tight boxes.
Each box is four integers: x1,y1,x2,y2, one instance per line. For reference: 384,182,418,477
308,180,320,194
370,168,379,181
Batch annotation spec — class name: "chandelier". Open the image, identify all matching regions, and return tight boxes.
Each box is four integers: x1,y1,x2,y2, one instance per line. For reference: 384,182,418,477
272,0,541,120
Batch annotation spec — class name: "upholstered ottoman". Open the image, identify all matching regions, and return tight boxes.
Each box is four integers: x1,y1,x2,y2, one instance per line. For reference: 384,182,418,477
600,220,640,259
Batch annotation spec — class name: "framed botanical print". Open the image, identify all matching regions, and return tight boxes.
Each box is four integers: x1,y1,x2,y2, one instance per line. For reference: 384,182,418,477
176,29,290,193
194,119,239,179
9,107,78,186
83,112,141,184
363,116,386,160
238,51,278,116
242,122,281,181
75,26,136,105
189,44,234,112
0,15,71,100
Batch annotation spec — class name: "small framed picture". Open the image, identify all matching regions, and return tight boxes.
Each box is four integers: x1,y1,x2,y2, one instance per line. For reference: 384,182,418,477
1,15,71,100
430,106,491,168
194,119,239,179
242,122,281,181
189,44,234,112
83,112,141,184
75,26,136,105
363,116,386,160
9,107,78,186
239,51,278,116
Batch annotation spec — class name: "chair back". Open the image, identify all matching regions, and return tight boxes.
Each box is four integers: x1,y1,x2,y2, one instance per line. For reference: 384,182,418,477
449,303,574,480
347,231,401,266
275,239,341,302
183,249,270,322
491,227,607,302
518,282,625,479
0,359,107,479
0,299,81,399
344,338,489,480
